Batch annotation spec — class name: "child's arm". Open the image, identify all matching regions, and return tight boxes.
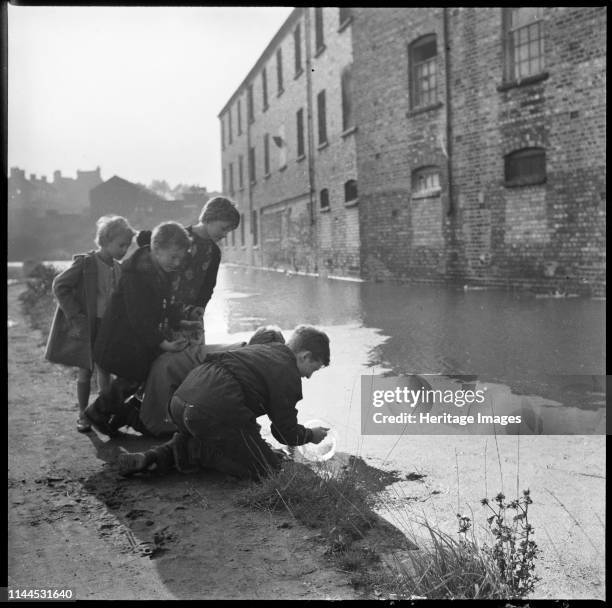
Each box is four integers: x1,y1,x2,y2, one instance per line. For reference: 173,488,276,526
193,246,221,312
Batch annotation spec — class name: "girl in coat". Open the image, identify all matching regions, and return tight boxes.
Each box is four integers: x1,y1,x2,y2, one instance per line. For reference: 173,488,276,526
86,221,193,436
44,215,136,432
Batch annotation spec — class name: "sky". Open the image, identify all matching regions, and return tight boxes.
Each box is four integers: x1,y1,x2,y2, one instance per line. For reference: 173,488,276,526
7,5,294,191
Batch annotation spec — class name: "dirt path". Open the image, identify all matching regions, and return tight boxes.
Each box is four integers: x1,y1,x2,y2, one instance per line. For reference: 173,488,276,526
7,283,367,600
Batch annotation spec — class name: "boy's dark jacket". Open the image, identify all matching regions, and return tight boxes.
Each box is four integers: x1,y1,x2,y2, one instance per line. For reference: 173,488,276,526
93,246,183,382
137,226,220,313
175,343,314,446
45,251,99,370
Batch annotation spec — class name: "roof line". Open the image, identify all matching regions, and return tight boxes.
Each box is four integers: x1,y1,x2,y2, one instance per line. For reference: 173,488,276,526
217,7,304,117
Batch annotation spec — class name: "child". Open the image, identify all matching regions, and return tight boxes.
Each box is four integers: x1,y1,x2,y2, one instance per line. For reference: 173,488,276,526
45,215,136,433
106,325,286,438
118,325,330,479
136,196,240,339
85,221,192,436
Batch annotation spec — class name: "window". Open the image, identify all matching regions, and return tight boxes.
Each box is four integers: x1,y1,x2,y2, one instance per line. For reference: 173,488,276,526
344,179,358,202
240,213,245,245
229,162,234,194
222,167,227,193
276,48,284,95
264,133,270,175
247,84,254,123
504,8,545,82
228,110,233,144
339,7,351,27
231,227,235,246
221,117,225,149
237,99,242,135
412,166,441,197
315,7,324,52
294,24,302,75
262,68,268,110
251,209,258,246
249,146,256,184
317,90,327,145
296,108,305,157
320,188,330,210
410,35,437,109
238,155,244,189
341,65,353,131
277,124,287,168
504,148,546,186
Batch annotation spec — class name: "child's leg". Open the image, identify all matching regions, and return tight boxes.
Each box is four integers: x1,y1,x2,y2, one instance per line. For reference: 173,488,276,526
77,368,93,414
95,365,112,396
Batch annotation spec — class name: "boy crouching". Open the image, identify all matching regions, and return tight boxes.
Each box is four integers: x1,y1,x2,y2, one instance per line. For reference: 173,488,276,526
118,325,330,480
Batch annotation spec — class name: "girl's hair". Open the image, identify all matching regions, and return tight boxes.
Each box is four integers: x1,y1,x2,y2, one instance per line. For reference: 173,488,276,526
95,215,137,247
198,196,240,228
248,325,285,345
151,221,191,252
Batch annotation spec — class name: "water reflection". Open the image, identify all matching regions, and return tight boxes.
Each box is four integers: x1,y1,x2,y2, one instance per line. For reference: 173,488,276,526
206,265,605,409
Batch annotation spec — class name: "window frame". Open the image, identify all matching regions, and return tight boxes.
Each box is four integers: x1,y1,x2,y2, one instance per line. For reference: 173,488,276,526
412,166,442,199
344,179,358,204
503,7,545,83
409,34,438,110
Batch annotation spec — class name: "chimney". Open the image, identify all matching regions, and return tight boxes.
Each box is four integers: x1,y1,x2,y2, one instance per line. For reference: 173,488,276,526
54,170,61,182
30,174,36,181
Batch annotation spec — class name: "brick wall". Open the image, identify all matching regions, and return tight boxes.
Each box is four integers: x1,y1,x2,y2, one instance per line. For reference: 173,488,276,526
352,7,606,294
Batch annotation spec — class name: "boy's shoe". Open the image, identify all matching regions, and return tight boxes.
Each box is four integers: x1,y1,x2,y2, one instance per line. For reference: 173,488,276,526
76,415,92,433
117,449,151,476
84,398,115,437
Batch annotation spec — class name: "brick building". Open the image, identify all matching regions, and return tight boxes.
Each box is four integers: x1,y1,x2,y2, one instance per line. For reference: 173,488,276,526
219,7,606,294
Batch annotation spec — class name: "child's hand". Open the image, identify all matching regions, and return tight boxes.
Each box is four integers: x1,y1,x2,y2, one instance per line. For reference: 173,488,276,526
309,426,330,444
160,337,188,352
188,306,205,321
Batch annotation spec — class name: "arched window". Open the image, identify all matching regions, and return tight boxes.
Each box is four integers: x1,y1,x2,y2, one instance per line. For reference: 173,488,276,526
344,179,358,202
504,148,546,186
409,34,437,109
412,166,441,197
320,188,330,210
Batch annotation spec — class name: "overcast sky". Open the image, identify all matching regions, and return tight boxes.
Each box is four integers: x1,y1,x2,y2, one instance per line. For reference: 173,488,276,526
8,5,294,190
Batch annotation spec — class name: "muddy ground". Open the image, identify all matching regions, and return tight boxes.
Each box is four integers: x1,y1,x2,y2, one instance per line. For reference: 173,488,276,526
6,282,416,600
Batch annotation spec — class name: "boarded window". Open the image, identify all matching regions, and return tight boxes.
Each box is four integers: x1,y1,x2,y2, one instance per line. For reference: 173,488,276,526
410,34,437,109
341,65,353,131
262,67,268,110
504,148,546,186
249,146,256,184
264,133,270,175
247,84,254,123
315,7,324,51
317,90,327,145
251,209,258,246
320,188,330,210
294,24,302,74
276,48,284,95
344,180,358,202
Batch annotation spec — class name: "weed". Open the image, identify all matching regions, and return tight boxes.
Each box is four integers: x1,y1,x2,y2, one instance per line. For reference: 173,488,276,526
18,263,59,339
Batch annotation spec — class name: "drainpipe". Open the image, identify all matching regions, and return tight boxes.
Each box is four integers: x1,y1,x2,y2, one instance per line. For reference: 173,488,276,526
443,6,454,217
304,7,318,272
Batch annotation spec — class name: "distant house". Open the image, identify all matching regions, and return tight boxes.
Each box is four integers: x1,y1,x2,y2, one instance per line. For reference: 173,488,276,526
89,176,167,222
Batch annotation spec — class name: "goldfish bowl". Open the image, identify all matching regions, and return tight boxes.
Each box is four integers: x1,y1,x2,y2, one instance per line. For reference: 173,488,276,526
297,419,338,462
